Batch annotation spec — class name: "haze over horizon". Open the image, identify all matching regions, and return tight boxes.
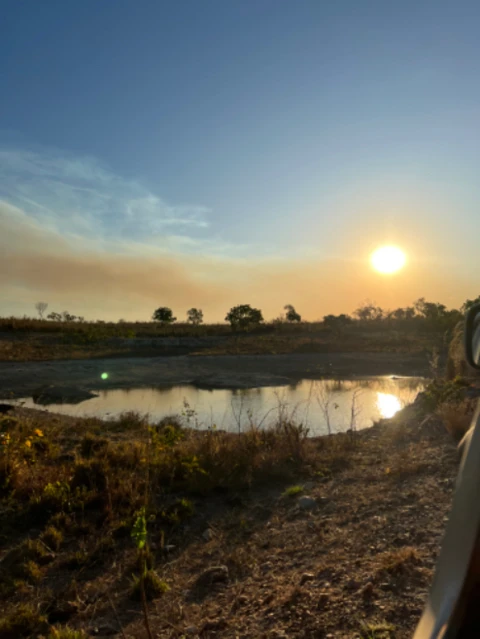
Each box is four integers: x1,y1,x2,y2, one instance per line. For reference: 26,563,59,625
1,1,479,322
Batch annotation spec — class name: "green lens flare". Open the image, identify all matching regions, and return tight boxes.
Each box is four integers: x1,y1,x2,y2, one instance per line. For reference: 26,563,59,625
101,372,109,380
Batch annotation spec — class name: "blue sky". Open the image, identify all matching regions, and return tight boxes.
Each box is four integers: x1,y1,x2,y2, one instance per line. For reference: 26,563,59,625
1,0,480,319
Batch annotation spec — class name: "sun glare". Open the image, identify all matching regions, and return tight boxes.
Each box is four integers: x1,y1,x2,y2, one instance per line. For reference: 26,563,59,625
370,245,406,274
377,393,402,419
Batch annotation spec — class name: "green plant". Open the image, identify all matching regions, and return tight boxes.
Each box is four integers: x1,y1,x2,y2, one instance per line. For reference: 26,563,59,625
37,481,72,511
131,508,154,639
131,508,148,550
150,421,184,448
282,484,304,497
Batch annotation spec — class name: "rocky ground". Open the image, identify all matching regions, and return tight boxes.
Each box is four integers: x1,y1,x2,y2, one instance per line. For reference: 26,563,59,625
0,351,429,399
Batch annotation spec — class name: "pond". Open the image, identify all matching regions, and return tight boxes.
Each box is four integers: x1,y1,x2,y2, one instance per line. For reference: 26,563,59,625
15,376,427,436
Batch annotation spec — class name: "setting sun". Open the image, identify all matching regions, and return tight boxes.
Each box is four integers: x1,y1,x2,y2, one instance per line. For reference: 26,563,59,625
370,246,406,275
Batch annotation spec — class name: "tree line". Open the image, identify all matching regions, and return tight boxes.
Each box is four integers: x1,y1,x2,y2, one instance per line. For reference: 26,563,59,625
34,295,480,330
152,304,301,329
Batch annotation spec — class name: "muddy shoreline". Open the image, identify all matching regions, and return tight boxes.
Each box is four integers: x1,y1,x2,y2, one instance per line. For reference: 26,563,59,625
0,351,429,398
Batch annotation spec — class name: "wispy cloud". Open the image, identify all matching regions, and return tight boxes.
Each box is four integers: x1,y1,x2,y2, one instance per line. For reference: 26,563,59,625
0,147,211,246
1,198,469,322
0,146,474,321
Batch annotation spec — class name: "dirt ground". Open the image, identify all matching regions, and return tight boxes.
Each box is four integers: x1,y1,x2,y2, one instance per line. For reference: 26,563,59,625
0,402,460,639
0,352,429,399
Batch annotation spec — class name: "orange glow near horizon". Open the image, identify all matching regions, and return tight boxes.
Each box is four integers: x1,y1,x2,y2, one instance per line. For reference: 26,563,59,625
370,245,406,275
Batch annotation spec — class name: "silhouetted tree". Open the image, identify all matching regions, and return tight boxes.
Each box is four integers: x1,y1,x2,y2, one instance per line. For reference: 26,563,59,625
47,312,62,321
413,298,447,320
323,314,352,330
35,302,48,319
462,296,480,313
284,304,301,322
152,307,176,324
389,307,415,321
187,308,203,325
353,301,383,321
225,304,263,331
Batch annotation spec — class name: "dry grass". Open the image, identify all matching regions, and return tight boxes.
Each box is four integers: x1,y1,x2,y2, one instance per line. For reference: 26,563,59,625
378,547,420,575
437,398,476,440
0,314,443,361
0,401,460,638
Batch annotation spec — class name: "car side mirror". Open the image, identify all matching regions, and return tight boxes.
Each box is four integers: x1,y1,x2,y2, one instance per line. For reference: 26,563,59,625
464,303,480,370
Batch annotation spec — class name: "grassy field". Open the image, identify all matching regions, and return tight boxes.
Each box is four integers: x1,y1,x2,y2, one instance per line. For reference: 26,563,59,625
0,380,474,638
0,316,451,361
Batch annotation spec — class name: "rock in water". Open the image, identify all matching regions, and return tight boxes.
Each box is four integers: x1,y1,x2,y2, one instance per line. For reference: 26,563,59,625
32,386,98,405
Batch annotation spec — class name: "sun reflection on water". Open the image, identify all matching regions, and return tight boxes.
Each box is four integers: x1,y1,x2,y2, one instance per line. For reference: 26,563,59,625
377,392,402,418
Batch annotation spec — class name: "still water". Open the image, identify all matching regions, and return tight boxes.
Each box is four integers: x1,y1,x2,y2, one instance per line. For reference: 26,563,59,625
16,377,427,436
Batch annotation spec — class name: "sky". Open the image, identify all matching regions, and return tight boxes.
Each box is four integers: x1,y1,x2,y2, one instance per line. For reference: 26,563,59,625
1,0,480,321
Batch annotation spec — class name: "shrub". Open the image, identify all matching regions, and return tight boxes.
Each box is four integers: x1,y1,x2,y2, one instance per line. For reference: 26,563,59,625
48,628,89,639
20,560,42,584
0,603,48,638
437,399,475,440
378,547,420,574
80,433,108,458
33,481,72,514
323,314,352,331
131,569,169,601
70,460,108,492
422,376,469,410
41,525,64,551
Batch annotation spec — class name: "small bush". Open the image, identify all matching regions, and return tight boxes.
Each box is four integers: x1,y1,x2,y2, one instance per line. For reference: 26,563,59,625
437,399,475,440
379,547,419,574
359,620,395,639
20,560,42,584
70,460,108,492
41,525,63,551
131,569,170,601
33,481,71,514
114,411,148,431
80,433,108,458
0,539,47,585
422,376,469,409
63,550,89,570
0,603,48,638
48,628,89,639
